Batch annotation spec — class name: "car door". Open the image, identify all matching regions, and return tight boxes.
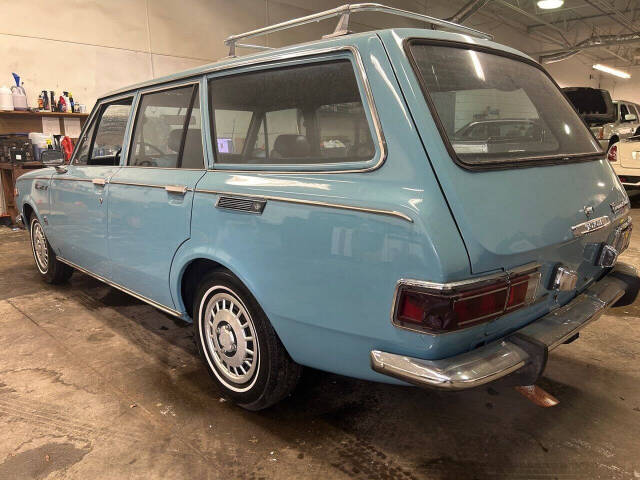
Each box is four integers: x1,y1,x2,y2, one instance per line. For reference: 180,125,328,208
48,95,134,278
107,81,206,309
619,103,637,138
630,104,640,136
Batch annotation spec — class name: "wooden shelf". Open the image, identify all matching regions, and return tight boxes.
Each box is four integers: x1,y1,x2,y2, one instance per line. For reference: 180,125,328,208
0,110,88,118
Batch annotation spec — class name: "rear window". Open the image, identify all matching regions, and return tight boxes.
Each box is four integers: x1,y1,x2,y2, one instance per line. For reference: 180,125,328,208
407,42,602,167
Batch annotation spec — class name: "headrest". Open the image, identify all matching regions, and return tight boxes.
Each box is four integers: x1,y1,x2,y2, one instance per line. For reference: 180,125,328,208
168,128,183,153
168,128,202,154
272,134,310,158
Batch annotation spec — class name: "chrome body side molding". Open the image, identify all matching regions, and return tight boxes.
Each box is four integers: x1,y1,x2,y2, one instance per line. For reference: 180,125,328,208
195,188,413,223
57,257,183,318
371,263,637,390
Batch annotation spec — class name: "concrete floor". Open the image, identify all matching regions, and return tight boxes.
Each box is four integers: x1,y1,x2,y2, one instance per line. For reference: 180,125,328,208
1,214,640,480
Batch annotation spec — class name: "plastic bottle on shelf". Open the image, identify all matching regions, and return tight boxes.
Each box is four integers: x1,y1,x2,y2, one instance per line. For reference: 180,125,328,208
0,86,14,111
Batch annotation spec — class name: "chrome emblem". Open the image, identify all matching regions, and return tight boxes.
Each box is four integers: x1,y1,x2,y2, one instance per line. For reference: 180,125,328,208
571,215,610,237
610,198,630,217
582,205,594,218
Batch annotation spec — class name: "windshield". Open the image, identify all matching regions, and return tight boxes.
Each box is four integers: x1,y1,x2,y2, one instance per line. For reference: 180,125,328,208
408,42,602,166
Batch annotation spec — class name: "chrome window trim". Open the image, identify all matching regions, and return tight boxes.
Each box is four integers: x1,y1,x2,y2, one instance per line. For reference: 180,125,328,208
102,45,386,175
207,46,385,174
391,263,541,336
57,257,183,318
194,188,412,222
125,80,207,171
70,93,136,167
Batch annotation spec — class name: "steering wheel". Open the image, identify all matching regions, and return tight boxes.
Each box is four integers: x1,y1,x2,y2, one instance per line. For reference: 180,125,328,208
134,142,165,166
140,142,165,156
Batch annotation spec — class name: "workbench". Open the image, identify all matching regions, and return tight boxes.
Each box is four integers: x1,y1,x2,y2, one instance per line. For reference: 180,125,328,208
0,162,46,224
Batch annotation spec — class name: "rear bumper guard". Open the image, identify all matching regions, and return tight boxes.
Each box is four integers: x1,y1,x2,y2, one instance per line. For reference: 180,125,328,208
371,263,639,390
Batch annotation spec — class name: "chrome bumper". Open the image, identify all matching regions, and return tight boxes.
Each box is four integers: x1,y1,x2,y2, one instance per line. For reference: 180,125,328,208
371,263,638,390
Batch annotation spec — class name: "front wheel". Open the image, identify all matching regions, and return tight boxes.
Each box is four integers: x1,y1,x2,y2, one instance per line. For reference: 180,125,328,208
29,216,73,284
193,270,302,410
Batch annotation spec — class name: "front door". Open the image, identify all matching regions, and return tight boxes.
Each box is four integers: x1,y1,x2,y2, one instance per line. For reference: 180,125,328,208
108,82,206,308
49,96,134,278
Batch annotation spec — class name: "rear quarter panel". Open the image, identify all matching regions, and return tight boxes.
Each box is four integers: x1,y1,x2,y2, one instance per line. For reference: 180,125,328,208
169,34,474,381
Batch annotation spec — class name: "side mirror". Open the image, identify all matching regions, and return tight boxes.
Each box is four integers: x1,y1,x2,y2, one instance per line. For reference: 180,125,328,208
624,113,637,122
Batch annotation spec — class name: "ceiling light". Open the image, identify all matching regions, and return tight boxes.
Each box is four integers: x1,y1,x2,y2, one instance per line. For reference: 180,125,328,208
593,64,631,79
537,0,564,9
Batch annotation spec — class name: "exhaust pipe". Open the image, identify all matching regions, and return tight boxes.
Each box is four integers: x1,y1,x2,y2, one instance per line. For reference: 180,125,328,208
515,385,559,407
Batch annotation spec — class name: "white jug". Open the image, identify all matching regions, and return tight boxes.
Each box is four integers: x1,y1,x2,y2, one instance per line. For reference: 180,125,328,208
11,85,27,111
0,86,14,111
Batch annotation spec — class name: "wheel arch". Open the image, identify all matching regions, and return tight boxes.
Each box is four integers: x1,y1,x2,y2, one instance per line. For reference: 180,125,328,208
171,250,262,323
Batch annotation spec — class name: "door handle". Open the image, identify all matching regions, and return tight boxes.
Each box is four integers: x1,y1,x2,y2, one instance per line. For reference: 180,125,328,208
92,178,107,186
165,185,188,195
54,165,68,174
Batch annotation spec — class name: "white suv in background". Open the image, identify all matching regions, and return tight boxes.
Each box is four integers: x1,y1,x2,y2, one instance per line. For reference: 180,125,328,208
607,135,640,195
592,100,640,150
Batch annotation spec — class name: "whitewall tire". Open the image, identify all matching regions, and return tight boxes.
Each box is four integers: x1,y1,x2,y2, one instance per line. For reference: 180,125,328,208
193,270,302,410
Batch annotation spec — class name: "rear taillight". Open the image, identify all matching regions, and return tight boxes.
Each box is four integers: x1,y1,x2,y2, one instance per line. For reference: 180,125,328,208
598,127,604,140
608,144,618,162
393,267,541,334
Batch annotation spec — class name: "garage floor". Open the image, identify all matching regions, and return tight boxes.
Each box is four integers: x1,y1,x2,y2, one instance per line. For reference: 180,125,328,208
1,212,639,480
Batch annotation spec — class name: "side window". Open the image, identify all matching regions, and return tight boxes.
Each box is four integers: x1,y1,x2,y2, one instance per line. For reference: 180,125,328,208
620,103,631,122
73,121,96,165
85,99,133,166
209,59,375,166
317,102,373,159
129,84,203,169
213,109,252,159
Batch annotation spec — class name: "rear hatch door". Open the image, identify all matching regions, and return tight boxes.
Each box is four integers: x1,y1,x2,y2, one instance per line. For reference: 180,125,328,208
380,31,629,336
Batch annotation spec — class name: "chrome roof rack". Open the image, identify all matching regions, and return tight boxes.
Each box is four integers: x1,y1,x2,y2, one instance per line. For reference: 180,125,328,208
224,3,492,57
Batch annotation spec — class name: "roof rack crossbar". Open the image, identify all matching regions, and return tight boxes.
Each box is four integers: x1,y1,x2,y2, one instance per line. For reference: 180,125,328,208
224,3,492,57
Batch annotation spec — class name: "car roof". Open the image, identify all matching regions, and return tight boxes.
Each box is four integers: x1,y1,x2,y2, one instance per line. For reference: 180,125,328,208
101,28,534,101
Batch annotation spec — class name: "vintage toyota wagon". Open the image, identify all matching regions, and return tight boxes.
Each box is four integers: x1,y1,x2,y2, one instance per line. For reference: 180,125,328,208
16,4,639,410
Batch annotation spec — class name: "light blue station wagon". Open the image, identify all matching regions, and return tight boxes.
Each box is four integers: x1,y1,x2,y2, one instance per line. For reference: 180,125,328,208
16,4,639,409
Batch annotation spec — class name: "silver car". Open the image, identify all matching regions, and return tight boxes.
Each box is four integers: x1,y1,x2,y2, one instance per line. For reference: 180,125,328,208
592,100,640,149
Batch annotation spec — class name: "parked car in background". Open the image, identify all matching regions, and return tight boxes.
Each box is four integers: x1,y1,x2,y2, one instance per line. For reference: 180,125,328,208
594,99,640,150
562,87,616,131
452,119,549,155
607,136,640,196
562,88,640,150
14,4,638,410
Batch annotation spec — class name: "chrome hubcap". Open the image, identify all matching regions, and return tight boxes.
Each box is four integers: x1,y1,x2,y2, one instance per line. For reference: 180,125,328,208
204,292,258,384
32,222,48,272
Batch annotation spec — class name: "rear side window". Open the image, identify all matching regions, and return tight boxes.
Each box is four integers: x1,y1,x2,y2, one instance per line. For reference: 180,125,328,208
129,84,203,169
209,60,375,166
407,42,602,167
75,98,132,166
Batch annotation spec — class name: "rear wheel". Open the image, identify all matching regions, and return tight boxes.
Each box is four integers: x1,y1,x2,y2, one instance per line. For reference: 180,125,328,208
193,270,302,410
29,216,73,284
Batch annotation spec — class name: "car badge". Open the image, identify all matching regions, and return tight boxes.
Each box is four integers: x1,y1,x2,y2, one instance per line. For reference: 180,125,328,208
583,205,593,218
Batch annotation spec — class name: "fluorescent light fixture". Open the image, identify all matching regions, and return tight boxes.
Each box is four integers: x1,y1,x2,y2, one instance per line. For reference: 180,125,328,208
537,0,563,9
593,64,631,79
